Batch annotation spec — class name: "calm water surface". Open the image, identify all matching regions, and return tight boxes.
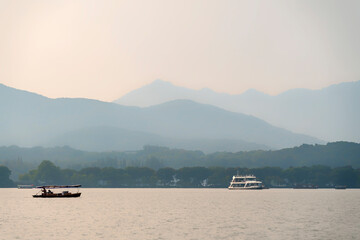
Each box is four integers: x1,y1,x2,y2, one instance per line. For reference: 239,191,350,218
1,188,359,240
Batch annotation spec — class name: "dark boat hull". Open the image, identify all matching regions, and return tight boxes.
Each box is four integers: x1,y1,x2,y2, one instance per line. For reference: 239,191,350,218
33,193,81,198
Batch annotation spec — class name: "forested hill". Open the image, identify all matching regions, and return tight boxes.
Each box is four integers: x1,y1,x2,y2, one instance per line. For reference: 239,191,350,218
1,142,360,180
205,141,360,168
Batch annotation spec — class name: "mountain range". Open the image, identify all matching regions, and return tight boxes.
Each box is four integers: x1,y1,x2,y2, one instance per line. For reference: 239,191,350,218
114,80,360,142
0,83,321,152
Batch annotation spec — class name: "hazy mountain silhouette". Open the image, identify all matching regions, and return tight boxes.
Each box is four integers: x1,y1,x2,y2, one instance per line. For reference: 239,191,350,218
50,126,270,153
114,80,360,142
0,83,321,152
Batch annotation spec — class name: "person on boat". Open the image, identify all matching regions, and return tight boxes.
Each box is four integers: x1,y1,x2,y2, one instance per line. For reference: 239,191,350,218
48,189,53,194
42,187,47,195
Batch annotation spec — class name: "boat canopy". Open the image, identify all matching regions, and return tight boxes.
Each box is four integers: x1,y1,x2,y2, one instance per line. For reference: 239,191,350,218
36,185,81,189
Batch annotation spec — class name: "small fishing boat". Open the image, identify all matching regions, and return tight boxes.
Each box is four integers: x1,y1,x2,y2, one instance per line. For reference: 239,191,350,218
33,185,82,198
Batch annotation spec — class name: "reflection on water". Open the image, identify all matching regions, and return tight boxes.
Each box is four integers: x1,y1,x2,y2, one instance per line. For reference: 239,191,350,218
1,188,359,240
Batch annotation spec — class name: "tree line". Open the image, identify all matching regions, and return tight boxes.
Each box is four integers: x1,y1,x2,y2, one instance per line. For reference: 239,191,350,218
2,142,360,181
0,165,14,187
8,160,359,188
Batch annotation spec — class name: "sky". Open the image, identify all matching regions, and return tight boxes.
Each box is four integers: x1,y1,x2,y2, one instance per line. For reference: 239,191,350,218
0,0,359,101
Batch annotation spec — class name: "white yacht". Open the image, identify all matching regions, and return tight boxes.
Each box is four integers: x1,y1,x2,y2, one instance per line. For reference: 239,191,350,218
228,174,263,190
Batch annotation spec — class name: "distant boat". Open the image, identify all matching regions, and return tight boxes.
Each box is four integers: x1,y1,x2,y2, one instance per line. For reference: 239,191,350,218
17,184,34,189
335,185,346,189
293,184,318,189
32,185,81,198
228,174,264,190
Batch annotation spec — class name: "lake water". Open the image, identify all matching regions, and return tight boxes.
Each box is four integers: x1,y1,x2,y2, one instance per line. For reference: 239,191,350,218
1,188,359,240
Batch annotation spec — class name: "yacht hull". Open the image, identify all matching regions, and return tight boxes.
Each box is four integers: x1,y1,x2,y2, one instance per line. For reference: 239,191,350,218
228,187,263,190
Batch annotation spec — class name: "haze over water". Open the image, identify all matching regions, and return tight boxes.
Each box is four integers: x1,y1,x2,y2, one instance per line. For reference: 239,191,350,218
1,188,359,240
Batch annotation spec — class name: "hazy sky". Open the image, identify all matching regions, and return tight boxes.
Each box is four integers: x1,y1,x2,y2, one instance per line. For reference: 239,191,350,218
1,0,359,101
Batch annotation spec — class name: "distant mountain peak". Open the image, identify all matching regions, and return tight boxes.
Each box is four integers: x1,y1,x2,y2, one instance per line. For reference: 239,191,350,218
0,82,50,100
242,88,267,96
152,99,210,108
278,88,312,97
149,79,174,86
200,87,215,93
